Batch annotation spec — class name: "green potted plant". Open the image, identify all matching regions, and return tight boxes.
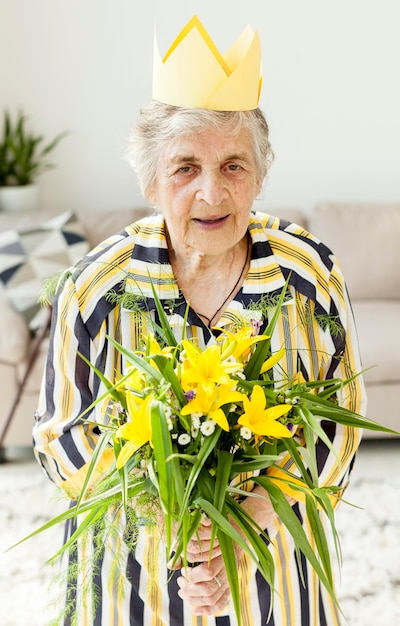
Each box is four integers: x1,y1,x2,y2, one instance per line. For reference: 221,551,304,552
0,110,67,211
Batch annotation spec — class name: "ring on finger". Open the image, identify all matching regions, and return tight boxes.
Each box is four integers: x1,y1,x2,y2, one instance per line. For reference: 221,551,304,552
214,575,223,589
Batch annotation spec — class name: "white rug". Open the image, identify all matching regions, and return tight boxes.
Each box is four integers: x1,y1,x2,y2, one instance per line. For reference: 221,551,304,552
0,440,399,626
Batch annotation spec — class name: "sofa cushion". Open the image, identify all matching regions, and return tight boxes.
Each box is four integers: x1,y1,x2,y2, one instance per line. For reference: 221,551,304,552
77,207,154,248
0,210,89,325
352,300,400,385
308,203,400,300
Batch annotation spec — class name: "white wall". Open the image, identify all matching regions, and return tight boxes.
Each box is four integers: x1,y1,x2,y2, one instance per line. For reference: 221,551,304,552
1,0,399,215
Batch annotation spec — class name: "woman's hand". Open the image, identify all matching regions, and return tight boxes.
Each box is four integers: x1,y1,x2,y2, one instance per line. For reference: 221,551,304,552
184,516,222,563
172,518,230,616
176,555,231,616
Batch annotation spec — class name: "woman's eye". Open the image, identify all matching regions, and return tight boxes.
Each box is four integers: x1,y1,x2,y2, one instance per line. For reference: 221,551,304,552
176,165,195,175
226,163,242,172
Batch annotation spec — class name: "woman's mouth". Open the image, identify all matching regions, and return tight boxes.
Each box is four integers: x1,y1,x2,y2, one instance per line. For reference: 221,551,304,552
194,215,229,226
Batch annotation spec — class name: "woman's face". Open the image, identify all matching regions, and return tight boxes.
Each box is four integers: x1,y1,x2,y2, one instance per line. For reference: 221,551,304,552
149,126,262,257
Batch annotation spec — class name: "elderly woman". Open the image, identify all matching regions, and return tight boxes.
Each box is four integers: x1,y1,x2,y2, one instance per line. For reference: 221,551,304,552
33,99,365,625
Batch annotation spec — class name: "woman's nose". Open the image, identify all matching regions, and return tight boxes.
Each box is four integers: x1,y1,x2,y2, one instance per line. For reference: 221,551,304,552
195,169,228,205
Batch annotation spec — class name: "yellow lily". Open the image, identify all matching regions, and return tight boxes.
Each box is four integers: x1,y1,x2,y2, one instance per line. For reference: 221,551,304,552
146,334,175,359
115,394,153,468
260,347,286,375
121,365,146,392
180,342,242,394
181,383,245,431
217,327,269,362
238,385,292,439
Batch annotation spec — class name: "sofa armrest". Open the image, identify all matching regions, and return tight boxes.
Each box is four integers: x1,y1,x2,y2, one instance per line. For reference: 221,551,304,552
0,293,30,364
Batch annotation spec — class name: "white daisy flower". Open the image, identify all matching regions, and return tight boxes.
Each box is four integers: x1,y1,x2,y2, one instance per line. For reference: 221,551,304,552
191,414,201,429
200,420,216,436
240,426,252,440
178,433,191,446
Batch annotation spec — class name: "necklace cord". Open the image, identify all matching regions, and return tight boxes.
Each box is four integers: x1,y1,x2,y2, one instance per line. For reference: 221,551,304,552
198,235,251,326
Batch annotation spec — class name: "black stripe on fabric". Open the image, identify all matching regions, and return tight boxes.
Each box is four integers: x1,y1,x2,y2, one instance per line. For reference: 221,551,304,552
318,586,329,626
85,293,116,340
73,313,94,420
44,301,57,419
281,267,321,308
255,565,274,624
297,550,310,626
167,570,185,625
215,616,231,625
126,551,145,626
251,239,275,260
290,234,334,272
131,242,170,264
316,421,337,474
93,562,103,626
59,430,86,467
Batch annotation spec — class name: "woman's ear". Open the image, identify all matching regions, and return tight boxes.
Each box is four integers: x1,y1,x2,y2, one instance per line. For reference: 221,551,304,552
146,186,156,206
255,177,264,199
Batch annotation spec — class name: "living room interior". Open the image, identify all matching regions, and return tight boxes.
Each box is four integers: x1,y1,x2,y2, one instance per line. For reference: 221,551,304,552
0,2,399,625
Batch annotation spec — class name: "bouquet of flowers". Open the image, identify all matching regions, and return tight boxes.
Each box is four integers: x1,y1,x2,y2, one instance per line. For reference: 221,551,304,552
16,278,397,624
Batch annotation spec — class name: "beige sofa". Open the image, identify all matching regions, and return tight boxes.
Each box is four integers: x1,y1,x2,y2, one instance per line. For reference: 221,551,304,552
1,202,399,456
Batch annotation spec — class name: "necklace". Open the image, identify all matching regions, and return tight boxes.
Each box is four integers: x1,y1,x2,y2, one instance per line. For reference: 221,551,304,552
198,236,251,327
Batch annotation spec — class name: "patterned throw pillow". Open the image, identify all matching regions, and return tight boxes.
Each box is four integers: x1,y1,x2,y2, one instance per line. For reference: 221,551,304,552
0,211,89,326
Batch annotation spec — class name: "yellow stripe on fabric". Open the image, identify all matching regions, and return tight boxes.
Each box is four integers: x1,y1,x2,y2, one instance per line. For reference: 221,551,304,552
271,239,330,299
329,266,345,304
274,525,295,626
239,552,255,626
56,283,77,425
125,263,178,300
76,247,133,313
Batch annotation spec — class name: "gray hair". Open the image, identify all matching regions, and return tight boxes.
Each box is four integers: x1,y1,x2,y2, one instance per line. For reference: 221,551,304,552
125,101,274,202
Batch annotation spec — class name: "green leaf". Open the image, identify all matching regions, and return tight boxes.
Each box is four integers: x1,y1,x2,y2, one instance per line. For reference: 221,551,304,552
177,426,222,525
244,276,290,380
150,354,186,406
214,450,233,512
230,454,281,474
305,493,333,586
150,400,175,551
74,428,115,515
8,476,147,553
279,436,314,489
217,529,242,625
252,476,340,607
49,503,108,563
105,335,164,385
148,271,178,348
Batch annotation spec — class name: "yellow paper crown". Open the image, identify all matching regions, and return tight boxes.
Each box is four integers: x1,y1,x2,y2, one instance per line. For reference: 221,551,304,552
152,15,262,111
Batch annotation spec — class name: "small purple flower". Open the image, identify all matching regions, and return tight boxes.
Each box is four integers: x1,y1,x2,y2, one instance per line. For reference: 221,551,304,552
185,390,196,401
250,319,263,336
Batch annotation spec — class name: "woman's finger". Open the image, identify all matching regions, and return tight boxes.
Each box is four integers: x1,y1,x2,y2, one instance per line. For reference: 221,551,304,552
177,561,230,615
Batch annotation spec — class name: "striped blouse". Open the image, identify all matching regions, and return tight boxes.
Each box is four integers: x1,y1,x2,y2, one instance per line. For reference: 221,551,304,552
33,211,367,626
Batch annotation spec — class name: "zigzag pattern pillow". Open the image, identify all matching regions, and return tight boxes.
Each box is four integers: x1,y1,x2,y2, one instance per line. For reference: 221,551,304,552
0,211,89,325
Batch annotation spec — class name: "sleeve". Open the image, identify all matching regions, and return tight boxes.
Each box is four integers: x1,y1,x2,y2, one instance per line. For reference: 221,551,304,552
314,256,367,489
32,276,114,492
268,254,367,499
